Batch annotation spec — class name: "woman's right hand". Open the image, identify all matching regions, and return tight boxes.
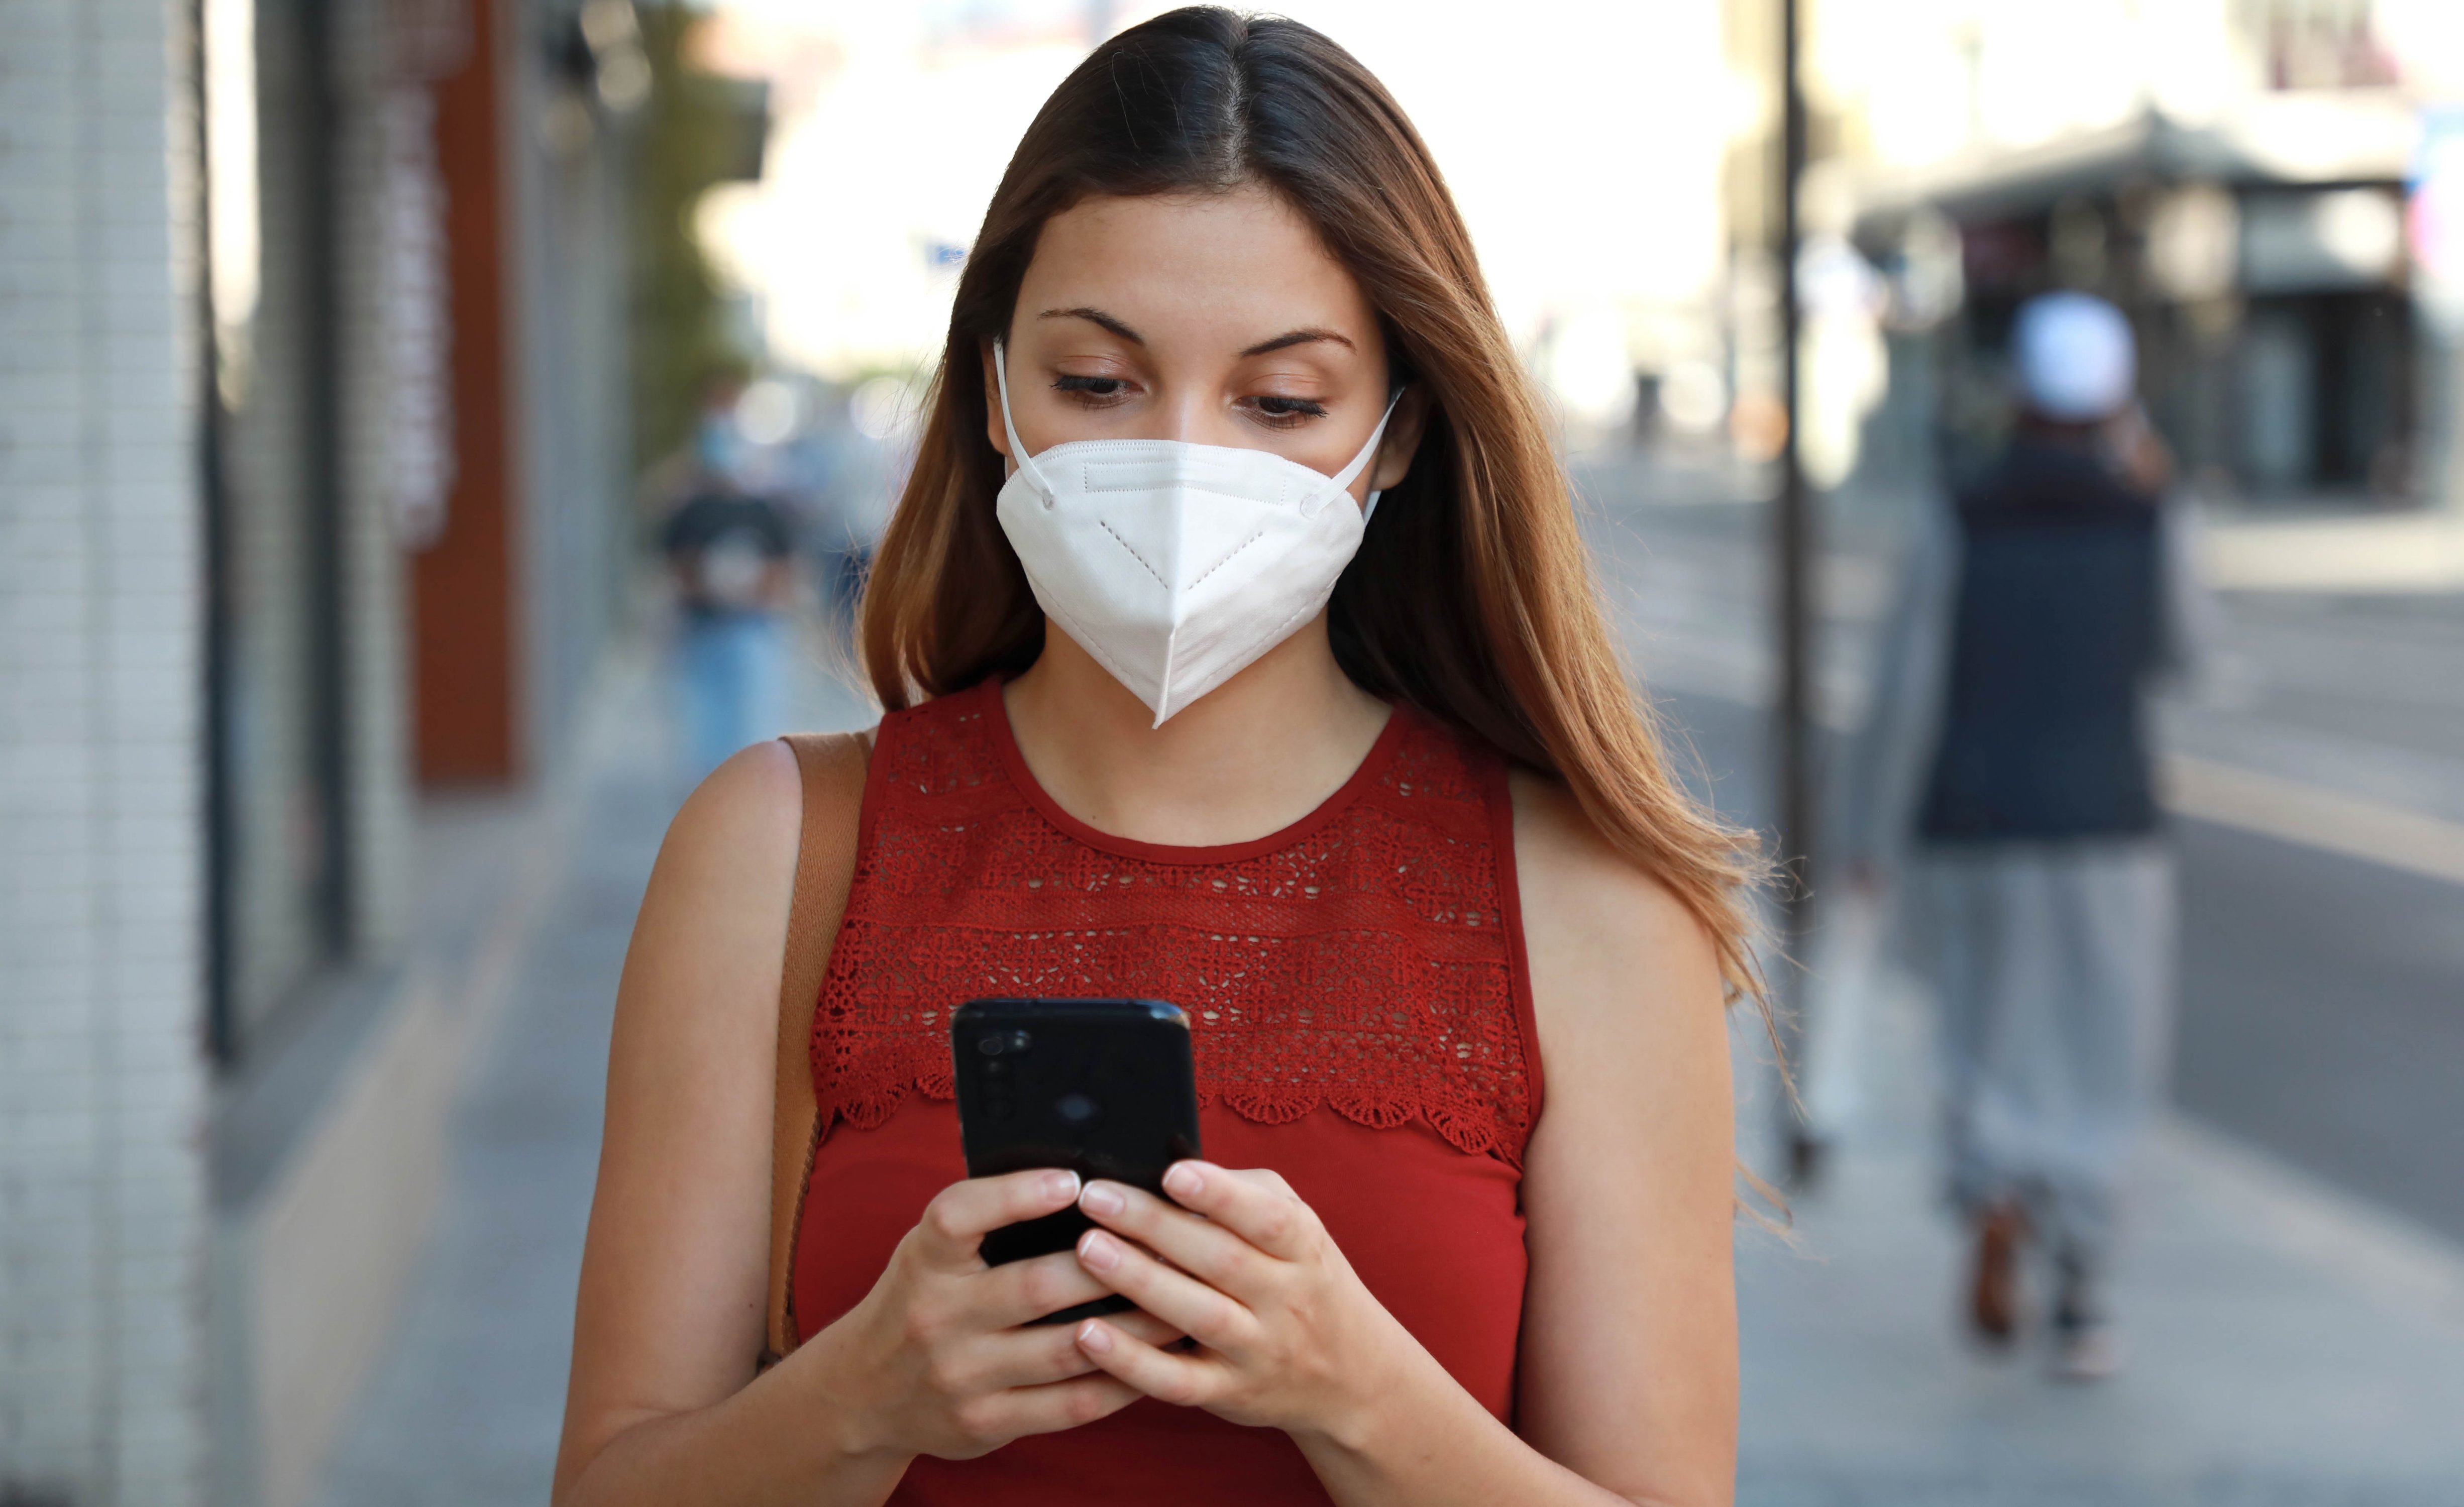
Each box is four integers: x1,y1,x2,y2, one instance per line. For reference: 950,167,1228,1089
800,1168,1171,1465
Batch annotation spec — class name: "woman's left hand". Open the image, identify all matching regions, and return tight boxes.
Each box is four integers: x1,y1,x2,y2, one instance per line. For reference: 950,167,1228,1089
1067,1161,1429,1444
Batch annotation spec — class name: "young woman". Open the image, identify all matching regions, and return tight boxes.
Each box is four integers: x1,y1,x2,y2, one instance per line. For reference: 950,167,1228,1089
555,11,1759,1505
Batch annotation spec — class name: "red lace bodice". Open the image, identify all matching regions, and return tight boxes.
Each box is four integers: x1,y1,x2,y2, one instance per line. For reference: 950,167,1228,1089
806,677,1542,1162
789,679,1541,1503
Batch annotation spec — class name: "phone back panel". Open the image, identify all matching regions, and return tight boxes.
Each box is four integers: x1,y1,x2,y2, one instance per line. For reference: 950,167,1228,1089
950,997,1201,1268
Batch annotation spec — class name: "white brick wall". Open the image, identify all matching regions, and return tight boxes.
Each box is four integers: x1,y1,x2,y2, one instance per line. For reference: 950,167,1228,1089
331,0,418,960
0,0,210,1500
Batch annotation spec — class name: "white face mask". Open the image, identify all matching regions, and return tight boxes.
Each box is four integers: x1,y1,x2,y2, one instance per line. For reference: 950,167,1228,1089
992,339,1400,725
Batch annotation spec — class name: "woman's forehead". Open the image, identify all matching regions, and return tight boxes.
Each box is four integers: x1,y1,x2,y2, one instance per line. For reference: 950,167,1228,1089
1018,188,1376,354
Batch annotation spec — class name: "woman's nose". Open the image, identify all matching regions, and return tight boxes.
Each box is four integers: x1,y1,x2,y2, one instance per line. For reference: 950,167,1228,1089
1151,391,1222,447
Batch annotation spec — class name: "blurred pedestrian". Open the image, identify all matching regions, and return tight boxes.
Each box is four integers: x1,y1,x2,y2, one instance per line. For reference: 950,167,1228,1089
662,402,798,781
802,408,899,647
1835,291,2207,1382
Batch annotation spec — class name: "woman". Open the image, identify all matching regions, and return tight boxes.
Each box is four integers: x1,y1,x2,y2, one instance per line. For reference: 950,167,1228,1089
555,11,1757,1504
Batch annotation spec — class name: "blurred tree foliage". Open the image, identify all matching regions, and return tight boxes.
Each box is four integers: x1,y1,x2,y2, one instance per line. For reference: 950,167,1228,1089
630,3,764,472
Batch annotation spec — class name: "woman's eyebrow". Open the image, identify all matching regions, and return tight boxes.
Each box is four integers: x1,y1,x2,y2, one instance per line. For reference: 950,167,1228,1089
1240,327,1355,357
1037,306,1144,344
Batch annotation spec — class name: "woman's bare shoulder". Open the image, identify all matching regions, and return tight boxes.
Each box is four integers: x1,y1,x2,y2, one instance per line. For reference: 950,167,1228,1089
608,739,815,1065
657,739,805,894
1506,768,1722,1029
623,730,879,1041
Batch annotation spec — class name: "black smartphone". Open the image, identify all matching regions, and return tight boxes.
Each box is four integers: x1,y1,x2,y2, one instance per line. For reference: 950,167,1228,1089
950,997,1203,1321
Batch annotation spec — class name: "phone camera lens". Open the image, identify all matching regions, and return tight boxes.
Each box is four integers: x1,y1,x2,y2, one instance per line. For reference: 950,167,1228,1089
1009,1029,1032,1052
1055,1092,1099,1126
976,1033,1004,1056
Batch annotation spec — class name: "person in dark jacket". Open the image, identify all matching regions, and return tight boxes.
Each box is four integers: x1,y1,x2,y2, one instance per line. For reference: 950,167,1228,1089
1834,291,2208,1382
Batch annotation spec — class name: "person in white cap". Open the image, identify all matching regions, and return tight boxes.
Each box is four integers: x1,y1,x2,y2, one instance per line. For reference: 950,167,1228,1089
1831,290,2208,1381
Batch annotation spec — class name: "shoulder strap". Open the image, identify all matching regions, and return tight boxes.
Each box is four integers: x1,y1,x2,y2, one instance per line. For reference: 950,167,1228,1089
763,728,874,1365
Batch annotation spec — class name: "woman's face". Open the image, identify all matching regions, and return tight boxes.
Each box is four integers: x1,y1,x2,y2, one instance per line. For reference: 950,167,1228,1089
984,184,1426,504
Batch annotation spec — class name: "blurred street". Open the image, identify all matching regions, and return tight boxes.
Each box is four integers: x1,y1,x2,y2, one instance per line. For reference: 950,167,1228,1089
1583,459,2464,1495
1575,461,2464,1249
17,4,2464,1504
305,631,872,1506
280,467,2464,1504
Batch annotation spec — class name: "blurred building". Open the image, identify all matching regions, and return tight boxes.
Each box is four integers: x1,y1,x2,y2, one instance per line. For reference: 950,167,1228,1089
0,1,658,1502
1716,0,2464,515
1856,94,2448,511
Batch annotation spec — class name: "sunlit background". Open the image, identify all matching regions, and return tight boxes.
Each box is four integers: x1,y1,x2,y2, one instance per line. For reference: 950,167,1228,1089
689,0,1740,433
6,1,2464,1504
684,0,2464,485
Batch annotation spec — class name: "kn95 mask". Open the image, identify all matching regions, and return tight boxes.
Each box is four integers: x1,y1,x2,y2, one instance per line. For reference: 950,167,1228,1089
991,338,1400,726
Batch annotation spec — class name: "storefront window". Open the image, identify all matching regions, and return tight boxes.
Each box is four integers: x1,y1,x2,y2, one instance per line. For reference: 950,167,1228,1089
203,0,348,1061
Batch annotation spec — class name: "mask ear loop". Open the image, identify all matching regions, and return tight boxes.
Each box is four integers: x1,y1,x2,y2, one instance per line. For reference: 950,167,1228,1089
1308,386,1407,520
990,338,1055,506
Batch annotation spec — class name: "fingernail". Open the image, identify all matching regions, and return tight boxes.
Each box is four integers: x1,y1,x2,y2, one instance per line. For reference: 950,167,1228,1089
1044,1170,1082,1203
1078,1230,1121,1272
1163,1162,1204,1200
1077,1320,1113,1354
1080,1182,1125,1217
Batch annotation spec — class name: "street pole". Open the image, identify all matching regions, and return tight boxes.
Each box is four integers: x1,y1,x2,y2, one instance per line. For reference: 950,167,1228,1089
1774,0,1820,1183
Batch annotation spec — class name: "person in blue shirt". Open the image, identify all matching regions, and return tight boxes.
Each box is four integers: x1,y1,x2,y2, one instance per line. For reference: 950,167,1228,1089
663,418,797,783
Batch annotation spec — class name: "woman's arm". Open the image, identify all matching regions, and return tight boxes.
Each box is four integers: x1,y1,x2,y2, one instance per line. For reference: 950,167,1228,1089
1057,770,1737,1506
553,744,1152,1507
553,741,902,1506
1509,770,1738,1505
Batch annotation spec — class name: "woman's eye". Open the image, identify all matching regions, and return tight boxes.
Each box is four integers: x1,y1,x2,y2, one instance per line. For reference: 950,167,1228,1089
1251,395,1329,425
1052,374,1128,401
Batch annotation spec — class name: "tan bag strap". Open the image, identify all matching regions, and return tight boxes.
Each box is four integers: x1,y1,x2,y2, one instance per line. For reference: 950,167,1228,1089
762,729,874,1366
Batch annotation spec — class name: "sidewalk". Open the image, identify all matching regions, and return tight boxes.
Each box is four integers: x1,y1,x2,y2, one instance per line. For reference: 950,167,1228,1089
1736,974,2464,1505
303,632,2464,1505
307,633,872,1506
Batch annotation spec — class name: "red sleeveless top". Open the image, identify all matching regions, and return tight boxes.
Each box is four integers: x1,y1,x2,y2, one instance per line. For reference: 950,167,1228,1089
790,678,1541,1502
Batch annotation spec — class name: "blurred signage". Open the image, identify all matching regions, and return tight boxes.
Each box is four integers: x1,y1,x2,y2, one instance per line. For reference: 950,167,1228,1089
2410,106,2464,322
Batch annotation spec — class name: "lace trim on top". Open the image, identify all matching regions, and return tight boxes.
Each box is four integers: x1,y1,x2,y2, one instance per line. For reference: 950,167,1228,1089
810,680,1540,1164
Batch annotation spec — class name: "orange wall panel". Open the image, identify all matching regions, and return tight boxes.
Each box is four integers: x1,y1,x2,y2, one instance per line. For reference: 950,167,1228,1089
414,0,519,784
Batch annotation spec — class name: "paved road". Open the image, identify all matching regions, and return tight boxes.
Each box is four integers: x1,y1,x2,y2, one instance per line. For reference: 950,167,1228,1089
2164,592,2464,1241
2176,819,2464,1243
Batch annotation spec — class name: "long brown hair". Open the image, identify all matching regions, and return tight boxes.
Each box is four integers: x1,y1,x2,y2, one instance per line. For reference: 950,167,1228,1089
860,7,1765,1005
